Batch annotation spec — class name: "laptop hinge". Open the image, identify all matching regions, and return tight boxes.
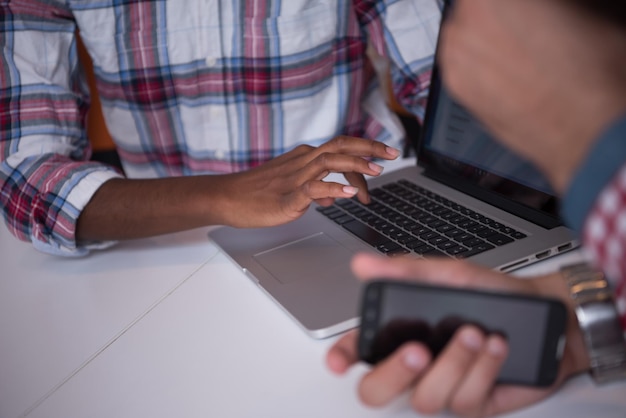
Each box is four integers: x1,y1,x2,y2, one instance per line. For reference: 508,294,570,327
422,168,563,229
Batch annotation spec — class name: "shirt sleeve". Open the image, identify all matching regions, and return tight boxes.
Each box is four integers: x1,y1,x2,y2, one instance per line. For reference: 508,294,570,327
562,115,626,328
0,2,123,256
355,0,442,120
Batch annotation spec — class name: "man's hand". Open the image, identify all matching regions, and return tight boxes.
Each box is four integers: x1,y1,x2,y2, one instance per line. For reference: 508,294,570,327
213,135,399,228
439,0,626,193
326,253,590,417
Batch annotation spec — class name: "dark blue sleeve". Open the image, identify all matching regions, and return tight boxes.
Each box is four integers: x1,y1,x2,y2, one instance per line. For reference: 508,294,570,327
562,115,626,234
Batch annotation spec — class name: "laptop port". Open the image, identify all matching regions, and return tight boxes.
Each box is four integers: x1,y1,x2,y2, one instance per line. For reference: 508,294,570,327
557,243,572,253
500,259,529,272
536,250,551,260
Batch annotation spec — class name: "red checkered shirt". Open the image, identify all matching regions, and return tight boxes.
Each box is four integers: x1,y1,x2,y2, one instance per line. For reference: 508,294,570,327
583,163,626,330
0,0,441,255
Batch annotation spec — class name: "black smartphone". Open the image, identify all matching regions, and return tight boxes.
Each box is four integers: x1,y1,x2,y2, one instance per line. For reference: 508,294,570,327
358,280,567,387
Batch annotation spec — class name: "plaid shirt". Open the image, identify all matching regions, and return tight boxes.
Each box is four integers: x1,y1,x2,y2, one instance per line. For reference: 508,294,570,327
0,0,441,255
584,162,626,331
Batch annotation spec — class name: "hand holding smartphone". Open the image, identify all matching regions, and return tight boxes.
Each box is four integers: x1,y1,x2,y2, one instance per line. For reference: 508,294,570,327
358,280,567,387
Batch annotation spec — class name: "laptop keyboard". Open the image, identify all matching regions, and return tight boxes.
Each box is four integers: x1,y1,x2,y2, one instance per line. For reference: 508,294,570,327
317,179,527,258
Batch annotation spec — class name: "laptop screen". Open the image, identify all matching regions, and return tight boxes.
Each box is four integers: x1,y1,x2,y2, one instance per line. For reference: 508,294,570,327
416,22,562,228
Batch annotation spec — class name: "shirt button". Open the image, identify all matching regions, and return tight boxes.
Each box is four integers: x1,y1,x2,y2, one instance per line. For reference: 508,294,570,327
205,56,217,67
215,149,225,159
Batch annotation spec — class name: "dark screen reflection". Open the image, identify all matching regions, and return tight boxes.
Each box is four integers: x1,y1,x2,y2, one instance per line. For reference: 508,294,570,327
367,316,504,364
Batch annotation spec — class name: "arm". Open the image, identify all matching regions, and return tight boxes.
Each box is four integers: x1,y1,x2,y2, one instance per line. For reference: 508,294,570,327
0,3,123,256
439,0,626,194
439,0,626,310
76,137,400,242
1,3,400,252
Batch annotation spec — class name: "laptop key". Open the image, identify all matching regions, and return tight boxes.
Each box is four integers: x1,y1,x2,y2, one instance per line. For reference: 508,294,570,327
419,231,440,241
456,233,475,243
436,223,456,233
318,207,344,219
333,214,355,225
428,236,449,246
422,249,448,258
458,220,478,229
457,243,496,258
426,220,446,229
374,220,393,230
342,220,391,247
446,245,469,256
406,240,429,251
413,244,437,255
437,241,458,250
336,199,355,208
476,228,498,238
498,226,516,234
397,234,420,245
468,224,487,234
356,213,377,223
386,248,411,257
444,228,464,238
377,242,402,254
462,238,487,248
485,233,515,246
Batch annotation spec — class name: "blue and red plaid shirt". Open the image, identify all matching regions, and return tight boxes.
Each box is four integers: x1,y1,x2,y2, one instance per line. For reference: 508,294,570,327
0,0,441,255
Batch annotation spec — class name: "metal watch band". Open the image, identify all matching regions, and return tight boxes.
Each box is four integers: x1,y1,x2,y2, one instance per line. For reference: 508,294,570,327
561,262,626,384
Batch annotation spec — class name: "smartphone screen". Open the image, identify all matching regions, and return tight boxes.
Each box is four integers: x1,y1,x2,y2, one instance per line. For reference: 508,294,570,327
358,281,567,387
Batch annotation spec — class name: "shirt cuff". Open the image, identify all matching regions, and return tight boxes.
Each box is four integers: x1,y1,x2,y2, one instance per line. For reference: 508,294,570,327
562,114,626,234
33,169,123,257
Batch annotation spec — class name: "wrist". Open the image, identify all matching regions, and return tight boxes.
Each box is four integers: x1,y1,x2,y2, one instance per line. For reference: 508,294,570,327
560,263,626,383
196,174,241,227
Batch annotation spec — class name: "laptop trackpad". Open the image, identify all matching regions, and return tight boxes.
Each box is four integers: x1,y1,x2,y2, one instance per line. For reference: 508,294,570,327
253,233,353,284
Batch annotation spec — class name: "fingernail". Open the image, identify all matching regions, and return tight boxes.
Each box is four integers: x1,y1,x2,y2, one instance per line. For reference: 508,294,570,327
343,186,359,195
403,350,427,371
386,146,401,158
368,162,384,174
460,328,483,352
487,336,507,357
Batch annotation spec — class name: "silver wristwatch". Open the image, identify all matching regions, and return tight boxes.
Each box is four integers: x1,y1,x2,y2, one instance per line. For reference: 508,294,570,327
561,262,626,383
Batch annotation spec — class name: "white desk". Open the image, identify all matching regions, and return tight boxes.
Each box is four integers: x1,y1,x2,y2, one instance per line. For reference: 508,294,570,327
0,228,219,418
2,162,626,418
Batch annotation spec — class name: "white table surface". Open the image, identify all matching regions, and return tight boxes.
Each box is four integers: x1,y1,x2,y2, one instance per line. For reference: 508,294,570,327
2,159,625,418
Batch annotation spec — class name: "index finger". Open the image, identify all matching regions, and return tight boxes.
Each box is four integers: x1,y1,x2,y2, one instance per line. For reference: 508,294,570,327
318,136,401,160
350,253,533,294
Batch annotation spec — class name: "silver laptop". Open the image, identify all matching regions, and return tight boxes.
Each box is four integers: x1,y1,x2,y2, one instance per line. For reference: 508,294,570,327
209,29,576,339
